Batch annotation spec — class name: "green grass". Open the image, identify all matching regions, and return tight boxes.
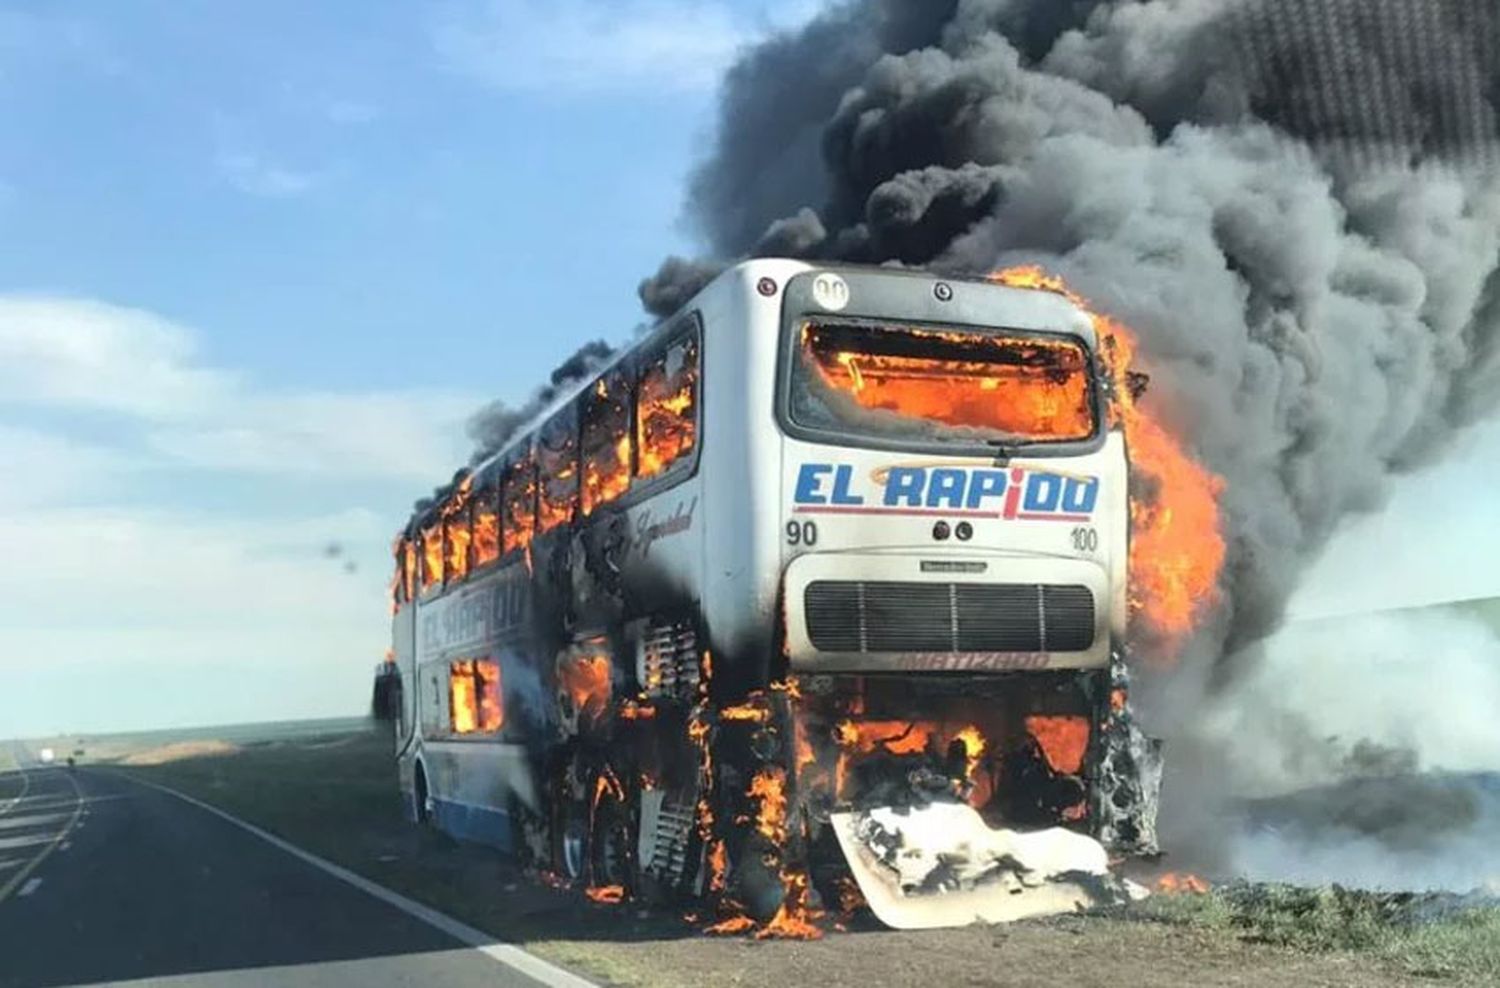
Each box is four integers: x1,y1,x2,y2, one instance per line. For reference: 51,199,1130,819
1138,883,1500,984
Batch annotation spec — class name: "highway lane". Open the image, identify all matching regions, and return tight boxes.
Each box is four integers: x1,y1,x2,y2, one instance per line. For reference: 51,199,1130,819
0,767,569,988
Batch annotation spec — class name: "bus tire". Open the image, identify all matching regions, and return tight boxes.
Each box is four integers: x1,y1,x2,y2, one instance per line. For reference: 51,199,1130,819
589,776,636,892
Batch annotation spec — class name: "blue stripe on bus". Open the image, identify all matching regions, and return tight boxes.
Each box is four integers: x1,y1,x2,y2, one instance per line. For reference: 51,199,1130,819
430,797,515,852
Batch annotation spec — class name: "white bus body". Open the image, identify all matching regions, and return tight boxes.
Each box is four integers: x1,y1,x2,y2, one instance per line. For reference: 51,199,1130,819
389,259,1158,923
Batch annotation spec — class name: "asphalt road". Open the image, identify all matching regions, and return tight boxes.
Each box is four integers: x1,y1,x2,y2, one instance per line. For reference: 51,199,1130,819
0,760,565,988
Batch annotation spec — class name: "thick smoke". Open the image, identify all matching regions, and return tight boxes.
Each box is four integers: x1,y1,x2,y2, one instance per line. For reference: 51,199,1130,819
466,339,616,465
643,0,1500,686
1171,608,1500,890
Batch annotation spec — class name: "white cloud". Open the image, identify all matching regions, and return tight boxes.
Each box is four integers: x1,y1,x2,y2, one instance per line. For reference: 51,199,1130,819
0,296,473,483
0,296,477,735
432,0,822,94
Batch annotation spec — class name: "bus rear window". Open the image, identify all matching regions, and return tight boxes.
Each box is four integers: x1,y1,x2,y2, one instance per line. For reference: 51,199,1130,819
790,321,1096,445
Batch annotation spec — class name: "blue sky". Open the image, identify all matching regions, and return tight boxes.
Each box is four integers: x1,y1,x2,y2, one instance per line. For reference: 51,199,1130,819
2,1,1497,738
0,0,817,736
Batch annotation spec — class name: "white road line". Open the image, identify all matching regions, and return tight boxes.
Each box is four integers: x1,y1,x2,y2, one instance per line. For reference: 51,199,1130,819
0,770,82,905
123,774,597,988
17,877,41,897
1,764,31,817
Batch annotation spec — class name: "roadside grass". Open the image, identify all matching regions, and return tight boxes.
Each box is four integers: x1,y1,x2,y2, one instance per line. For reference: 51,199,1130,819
1137,883,1500,983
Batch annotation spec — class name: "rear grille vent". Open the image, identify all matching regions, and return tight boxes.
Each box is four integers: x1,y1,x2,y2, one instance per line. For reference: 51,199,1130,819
804,581,1094,654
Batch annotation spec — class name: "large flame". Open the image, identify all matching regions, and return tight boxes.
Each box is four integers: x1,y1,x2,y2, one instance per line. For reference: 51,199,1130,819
993,266,1225,658
637,336,698,479
801,322,1095,442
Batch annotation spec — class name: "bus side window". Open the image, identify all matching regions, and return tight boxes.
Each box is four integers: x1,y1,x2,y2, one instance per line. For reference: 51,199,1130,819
449,658,504,735
636,330,699,480
402,540,418,601
502,449,536,556
421,522,443,590
537,409,579,534
581,368,632,515
392,541,406,607
472,471,500,568
444,495,472,583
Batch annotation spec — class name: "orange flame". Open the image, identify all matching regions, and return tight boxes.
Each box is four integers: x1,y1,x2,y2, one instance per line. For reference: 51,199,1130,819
582,377,633,515
558,652,612,725
748,767,788,845
720,704,771,723
705,915,757,935
1024,714,1089,775
802,323,1095,442
585,885,625,904
1156,872,1211,895
637,336,698,479
707,839,729,893
502,459,536,556
473,493,499,567
993,266,1226,659
449,659,503,734
755,871,824,941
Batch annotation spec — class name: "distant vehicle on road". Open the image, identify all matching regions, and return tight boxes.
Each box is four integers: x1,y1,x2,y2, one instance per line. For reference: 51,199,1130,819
38,747,55,764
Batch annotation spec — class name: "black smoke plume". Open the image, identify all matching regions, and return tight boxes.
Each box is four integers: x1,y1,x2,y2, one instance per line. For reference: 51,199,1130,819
466,339,616,465
642,0,1500,689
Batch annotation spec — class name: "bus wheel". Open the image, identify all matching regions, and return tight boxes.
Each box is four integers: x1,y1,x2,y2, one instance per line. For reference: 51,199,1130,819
590,779,636,891
551,767,591,882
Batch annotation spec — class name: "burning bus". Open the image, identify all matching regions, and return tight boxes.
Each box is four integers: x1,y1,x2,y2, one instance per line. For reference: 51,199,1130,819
389,260,1163,931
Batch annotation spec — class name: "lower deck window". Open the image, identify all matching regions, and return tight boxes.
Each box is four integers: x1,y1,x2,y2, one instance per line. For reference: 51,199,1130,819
450,659,503,734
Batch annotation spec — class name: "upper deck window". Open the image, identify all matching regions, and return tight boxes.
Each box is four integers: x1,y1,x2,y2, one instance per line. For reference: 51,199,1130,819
537,410,578,534
581,369,632,515
636,332,698,479
400,540,418,602
791,321,1096,446
420,522,443,590
502,451,537,555
444,497,472,582
472,472,500,568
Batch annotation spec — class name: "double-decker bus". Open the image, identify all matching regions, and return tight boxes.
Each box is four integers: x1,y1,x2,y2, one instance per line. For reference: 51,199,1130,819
388,260,1159,928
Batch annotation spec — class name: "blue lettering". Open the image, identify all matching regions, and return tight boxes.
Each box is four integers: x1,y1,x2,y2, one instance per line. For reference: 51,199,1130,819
1023,473,1063,513
795,464,831,505
830,464,865,505
883,467,926,507
1061,477,1100,514
926,468,967,509
965,470,1009,509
